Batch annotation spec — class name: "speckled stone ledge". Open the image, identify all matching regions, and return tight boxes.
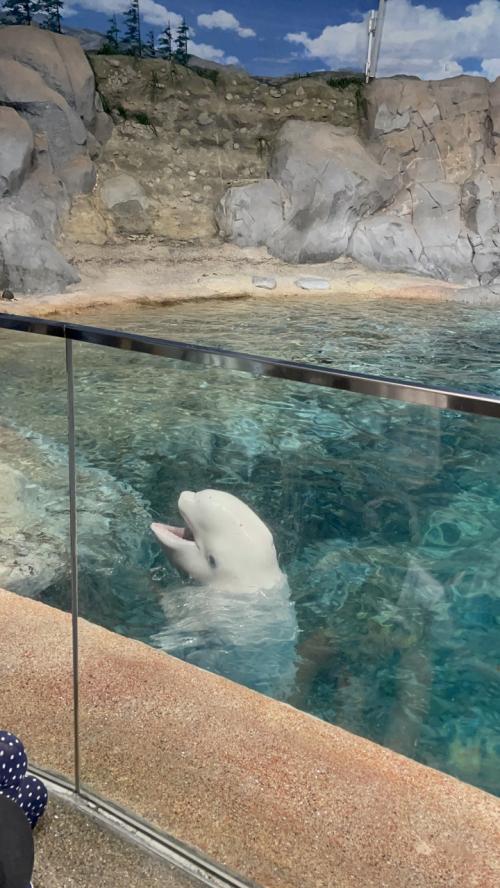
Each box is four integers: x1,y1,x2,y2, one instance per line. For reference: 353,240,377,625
1,589,499,888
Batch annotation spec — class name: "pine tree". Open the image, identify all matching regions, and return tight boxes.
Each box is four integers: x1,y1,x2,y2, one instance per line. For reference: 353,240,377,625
158,23,172,60
104,14,120,53
145,29,156,57
174,19,189,65
40,0,63,33
2,0,39,25
122,0,142,57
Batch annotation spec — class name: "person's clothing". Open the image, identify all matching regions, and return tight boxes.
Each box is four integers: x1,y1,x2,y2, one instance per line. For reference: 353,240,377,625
0,732,47,829
0,792,34,888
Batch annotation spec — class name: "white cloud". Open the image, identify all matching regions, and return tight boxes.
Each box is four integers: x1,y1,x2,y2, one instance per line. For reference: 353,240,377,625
141,0,183,28
481,57,500,78
68,0,183,29
60,5,79,16
189,40,239,65
197,9,255,38
60,0,126,14
286,0,500,80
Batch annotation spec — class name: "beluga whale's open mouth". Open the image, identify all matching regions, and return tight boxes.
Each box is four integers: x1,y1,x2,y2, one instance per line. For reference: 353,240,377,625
151,490,199,554
151,522,195,545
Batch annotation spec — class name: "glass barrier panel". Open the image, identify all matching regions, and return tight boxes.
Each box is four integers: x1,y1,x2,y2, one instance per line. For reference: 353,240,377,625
0,329,74,785
73,338,499,883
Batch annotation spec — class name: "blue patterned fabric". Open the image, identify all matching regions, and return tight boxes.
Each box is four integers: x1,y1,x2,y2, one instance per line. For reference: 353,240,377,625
0,731,48,829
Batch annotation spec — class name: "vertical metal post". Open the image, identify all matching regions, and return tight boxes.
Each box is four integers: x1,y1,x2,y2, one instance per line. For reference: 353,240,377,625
365,0,387,82
66,338,81,795
371,0,387,80
365,10,378,83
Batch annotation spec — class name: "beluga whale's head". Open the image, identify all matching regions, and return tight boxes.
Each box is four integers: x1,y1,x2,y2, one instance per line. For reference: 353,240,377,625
151,489,285,591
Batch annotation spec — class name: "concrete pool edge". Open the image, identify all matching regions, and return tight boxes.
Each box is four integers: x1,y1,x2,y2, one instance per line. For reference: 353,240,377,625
1,588,499,888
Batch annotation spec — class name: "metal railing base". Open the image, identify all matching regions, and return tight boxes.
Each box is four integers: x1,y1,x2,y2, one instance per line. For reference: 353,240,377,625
32,766,259,888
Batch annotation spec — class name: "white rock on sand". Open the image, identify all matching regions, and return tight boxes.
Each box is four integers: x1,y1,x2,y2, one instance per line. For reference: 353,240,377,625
252,275,277,290
295,277,330,291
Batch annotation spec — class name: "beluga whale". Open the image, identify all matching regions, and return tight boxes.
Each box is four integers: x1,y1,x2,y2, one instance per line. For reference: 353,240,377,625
151,489,298,699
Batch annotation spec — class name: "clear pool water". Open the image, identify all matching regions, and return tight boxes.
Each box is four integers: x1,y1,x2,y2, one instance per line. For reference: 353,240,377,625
1,293,499,796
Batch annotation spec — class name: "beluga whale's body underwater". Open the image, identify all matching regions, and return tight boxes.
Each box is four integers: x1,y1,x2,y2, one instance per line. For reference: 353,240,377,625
151,489,298,698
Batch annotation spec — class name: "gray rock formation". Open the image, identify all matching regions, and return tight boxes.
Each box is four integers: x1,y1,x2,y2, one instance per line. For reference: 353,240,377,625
217,180,284,248
0,460,63,597
0,205,79,293
84,52,362,242
0,24,112,294
218,121,397,263
91,93,114,146
349,77,500,287
350,181,474,283
0,107,33,197
0,24,96,126
0,424,150,598
365,76,493,185
267,121,397,262
100,173,150,234
0,57,87,168
60,155,96,195
217,79,500,289
101,173,148,211
462,164,500,284
15,167,71,239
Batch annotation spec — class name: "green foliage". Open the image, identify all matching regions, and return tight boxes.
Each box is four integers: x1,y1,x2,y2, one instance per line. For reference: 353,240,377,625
174,18,189,65
133,110,158,135
99,43,119,55
40,0,63,32
122,0,142,57
134,110,151,125
158,22,172,60
327,75,365,117
103,14,120,53
190,65,219,85
2,0,38,25
326,75,363,90
145,29,156,57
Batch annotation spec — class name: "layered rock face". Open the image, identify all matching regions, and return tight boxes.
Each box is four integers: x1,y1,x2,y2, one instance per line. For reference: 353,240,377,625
67,55,360,245
0,25,111,293
218,76,500,288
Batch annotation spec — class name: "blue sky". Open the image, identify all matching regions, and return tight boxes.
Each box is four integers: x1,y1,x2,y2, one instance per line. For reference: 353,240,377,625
47,0,500,78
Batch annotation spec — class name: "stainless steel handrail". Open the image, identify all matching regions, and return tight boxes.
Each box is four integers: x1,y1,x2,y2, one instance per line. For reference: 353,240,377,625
1,312,500,418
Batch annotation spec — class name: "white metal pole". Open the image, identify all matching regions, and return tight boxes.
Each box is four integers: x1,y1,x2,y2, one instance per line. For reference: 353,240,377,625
370,0,387,80
365,10,378,83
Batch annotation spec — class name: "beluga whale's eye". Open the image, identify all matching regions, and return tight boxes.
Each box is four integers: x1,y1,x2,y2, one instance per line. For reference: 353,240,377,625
208,555,217,569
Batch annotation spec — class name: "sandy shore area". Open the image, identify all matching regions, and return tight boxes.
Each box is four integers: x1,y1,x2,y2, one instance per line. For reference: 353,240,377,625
0,240,461,319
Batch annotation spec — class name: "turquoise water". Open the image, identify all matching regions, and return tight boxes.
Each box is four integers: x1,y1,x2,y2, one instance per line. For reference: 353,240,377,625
1,293,500,796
